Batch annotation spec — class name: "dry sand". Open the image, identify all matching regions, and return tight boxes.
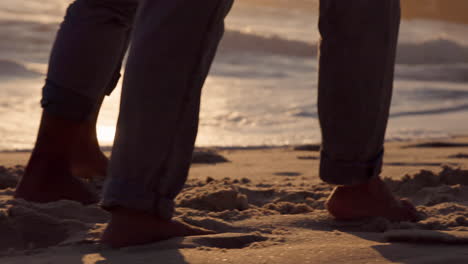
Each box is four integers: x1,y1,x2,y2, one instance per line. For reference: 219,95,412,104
2,137,468,263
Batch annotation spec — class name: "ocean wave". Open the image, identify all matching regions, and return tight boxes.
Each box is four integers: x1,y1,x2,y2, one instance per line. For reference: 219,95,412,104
396,39,468,65
219,30,317,57
0,59,42,78
219,30,468,65
1,19,467,66
0,20,56,47
395,64,468,83
391,103,468,118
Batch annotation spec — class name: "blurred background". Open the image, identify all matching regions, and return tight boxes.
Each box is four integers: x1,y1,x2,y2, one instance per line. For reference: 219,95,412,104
402,0,468,24
0,0,467,150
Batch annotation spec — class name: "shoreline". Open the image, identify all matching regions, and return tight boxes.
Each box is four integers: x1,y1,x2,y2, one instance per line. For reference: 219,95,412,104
2,133,468,154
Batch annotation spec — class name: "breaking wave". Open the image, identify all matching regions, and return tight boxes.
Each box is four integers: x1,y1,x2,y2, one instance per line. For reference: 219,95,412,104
219,30,468,65
0,59,42,78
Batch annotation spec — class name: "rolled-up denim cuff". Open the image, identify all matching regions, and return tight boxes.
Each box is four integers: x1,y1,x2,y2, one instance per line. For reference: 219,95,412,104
320,149,384,186
41,79,96,121
100,177,175,221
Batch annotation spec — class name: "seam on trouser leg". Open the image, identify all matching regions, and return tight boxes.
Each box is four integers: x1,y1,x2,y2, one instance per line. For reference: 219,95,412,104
41,79,97,121
319,149,384,186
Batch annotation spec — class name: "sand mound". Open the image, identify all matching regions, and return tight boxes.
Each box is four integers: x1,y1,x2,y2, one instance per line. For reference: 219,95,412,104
177,179,330,219
0,194,108,251
376,166,468,232
177,167,468,234
177,184,249,211
385,166,468,205
263,201,313,214
7,198,109,224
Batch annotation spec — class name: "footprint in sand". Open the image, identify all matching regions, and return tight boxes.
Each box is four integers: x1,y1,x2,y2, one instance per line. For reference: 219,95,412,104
121,233,270,252
188,233,268,249
403,142,468,148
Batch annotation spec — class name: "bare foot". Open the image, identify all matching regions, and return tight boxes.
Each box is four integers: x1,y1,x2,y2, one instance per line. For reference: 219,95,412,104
14,112,99,205
14,154,99,204
326,177,419,222
101,208,215,248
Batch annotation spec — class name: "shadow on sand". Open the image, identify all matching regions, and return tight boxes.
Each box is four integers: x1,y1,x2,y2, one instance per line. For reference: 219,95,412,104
349,230,468,264
96,247,189,264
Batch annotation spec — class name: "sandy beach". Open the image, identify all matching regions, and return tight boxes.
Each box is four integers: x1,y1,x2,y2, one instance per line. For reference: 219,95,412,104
1,0,468,263
1,137,468,263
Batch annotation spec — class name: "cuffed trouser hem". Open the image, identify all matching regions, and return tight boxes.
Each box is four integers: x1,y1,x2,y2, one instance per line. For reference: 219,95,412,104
101,177,175,221
41,69,120,122
319,149,384,186
41,79,97,121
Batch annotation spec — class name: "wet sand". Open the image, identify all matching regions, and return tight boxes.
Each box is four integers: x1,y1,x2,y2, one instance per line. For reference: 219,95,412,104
1,137,468,263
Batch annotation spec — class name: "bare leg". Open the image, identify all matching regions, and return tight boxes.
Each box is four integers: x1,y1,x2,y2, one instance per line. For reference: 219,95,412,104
15,98,109,203
15,112,99,204
15,0,136,203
